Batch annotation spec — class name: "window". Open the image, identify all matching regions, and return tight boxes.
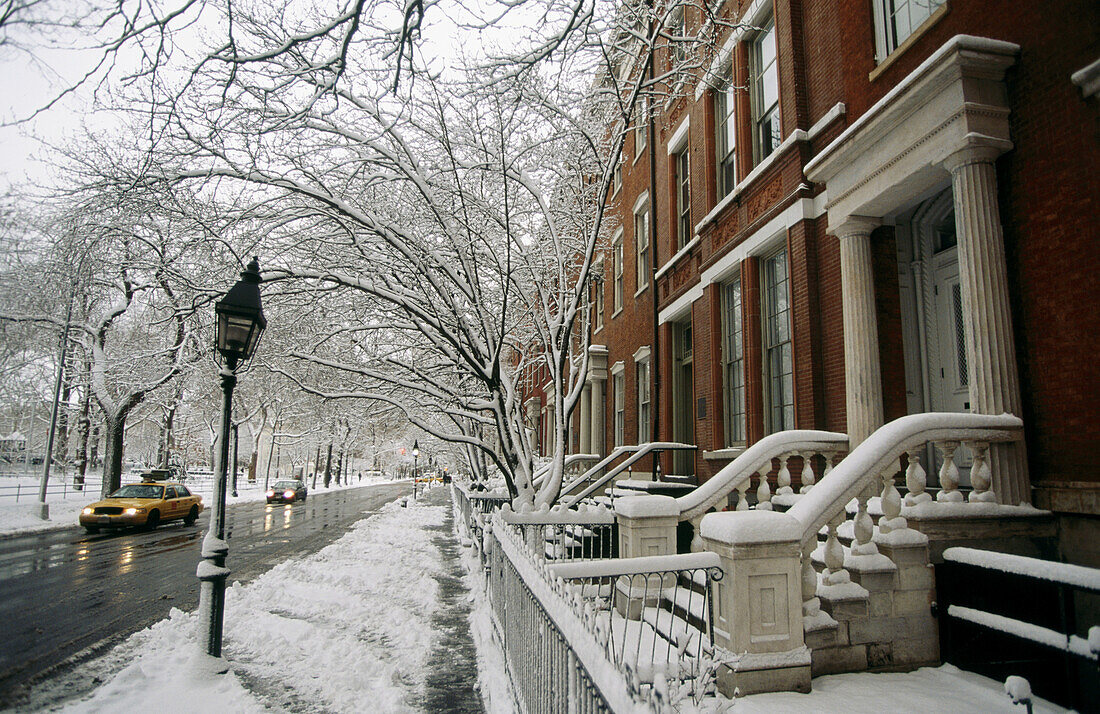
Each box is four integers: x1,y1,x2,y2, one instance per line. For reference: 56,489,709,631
593,267,605,331
635,96,648,158
613,371,625,447
675,148,691,249
749,17,780,164
721,277,746,444
762,248,793,432
634,199,650,290
612,158,622,197
715,66,737,198
874,0,945,61
637,359,651,443
613,237,624,312
669,6,688,68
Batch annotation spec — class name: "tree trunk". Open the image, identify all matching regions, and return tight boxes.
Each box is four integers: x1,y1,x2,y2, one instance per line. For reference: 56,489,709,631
158,404,177,468
324,442,332,488
74,391,91,491
89,425,100,468
100,413,126,497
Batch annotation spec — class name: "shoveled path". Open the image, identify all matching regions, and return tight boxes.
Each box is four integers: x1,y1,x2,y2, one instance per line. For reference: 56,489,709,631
413,485,485,714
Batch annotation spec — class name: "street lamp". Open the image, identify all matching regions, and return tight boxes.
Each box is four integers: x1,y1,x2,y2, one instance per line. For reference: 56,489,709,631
198,257,266,663
412,439,419,499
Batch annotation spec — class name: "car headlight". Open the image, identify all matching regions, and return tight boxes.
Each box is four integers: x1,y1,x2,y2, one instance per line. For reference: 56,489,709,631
266,490,275,498
124,508,145,515
284,490,295,499
82,507,93,515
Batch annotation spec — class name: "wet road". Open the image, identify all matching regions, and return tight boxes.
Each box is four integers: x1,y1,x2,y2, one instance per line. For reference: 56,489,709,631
0,482,408,708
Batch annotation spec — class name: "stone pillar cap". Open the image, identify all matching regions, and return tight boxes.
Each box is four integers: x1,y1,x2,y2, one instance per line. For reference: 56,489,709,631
701,510,801,545
615,494,680,518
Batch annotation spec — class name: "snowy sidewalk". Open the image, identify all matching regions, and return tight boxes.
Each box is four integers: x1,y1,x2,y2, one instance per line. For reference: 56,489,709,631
37,484,485,713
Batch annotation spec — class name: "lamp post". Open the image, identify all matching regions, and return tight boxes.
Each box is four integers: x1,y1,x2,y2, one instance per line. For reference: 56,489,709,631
412,439,419,499
198,257,266,663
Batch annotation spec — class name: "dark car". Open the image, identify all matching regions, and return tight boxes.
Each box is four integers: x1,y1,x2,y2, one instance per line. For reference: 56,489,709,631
267,479,308,504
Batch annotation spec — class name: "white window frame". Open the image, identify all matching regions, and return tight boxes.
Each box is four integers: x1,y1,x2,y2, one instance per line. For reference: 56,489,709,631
762,246,793,433
636,359,650,443
669,5,688,68
634,193,650,294
593,261,605,332
749,15,780,165
612,366,626,447
612,232,624,314
675,148,691,250
714,62,737,199
635,96,648,158
721,276,746,445
873,0,946,63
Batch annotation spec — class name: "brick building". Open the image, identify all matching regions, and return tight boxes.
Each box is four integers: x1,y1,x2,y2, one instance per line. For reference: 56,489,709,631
567,0,1099,564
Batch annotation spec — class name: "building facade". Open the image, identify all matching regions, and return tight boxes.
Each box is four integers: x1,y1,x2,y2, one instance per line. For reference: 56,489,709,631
576,0,1100,564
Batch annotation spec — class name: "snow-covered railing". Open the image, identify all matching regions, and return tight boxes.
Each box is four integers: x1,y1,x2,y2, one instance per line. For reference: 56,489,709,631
486,512,674,712
560,442,696,509
547,551,723,696
676,431,848,521
938,547,1100,711
501,502,618,561
532,453,601,491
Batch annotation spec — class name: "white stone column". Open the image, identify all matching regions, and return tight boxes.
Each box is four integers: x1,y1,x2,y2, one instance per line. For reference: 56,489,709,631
590,377,605,456
943,145,1029,505
579,383,592,454
835,216,884,446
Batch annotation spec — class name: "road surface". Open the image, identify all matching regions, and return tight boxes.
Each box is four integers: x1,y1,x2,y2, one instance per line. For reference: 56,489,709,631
0,481,408,709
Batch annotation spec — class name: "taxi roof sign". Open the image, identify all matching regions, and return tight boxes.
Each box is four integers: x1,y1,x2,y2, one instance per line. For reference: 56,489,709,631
139,469,173,482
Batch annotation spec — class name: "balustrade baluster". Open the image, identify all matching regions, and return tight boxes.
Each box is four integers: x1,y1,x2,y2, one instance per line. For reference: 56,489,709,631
735,479,750,511
903,448,931,505
823,452,835,479
879,464,908,534
776,455,792,495
851,486,878,555
821,513,850,586
968,440,997,503
801,551,821,617
799,452,816,493
936,441,963,503
755,469,772,510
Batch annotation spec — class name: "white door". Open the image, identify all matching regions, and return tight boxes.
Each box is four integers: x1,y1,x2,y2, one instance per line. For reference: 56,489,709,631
929,246,973,481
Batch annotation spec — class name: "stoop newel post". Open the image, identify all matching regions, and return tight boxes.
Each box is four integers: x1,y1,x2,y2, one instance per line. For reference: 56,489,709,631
614,495,680,619
701,510,812,697
615,495,679,558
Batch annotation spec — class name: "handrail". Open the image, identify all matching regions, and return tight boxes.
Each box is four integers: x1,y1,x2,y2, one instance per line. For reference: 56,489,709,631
561,442,696,509
548,551,722,580
786,412,1023,548
676,430,848,521
532,453,601,490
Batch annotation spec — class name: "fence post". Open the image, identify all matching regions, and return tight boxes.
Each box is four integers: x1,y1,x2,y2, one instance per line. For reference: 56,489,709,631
700,509,811,696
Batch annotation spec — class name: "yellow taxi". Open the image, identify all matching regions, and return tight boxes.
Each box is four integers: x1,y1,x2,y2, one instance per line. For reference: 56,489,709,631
79,470,203,533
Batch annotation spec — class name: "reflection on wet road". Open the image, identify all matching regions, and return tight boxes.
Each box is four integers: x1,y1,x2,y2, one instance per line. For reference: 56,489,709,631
0,482,407,708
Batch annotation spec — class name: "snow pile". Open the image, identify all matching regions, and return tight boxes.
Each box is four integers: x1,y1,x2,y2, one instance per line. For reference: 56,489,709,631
58,499,448,713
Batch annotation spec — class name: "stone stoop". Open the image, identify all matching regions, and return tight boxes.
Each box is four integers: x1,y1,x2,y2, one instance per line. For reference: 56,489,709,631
807,539,939,676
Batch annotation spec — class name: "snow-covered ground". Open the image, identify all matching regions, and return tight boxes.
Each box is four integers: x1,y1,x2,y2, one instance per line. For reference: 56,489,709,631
11,482,1067,713
0,472,398,537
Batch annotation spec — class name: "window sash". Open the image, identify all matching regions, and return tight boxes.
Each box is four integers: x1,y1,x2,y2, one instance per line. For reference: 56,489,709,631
876,0,944,59
676,150,691,249
635,96,648,157
722,278,746,444
762,249,793,432
614,373,625,446
715,74,737,197
750,19,780,163
637,361,650,443
613,240,624,311
635,205,650,288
